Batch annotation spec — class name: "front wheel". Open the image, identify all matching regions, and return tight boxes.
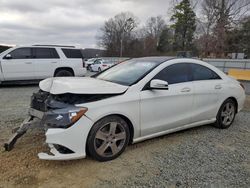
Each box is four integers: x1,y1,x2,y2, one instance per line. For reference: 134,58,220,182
214,98,236,129
87,115,130,161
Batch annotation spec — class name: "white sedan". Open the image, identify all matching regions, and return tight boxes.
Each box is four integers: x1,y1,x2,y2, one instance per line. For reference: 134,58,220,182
12,57,246,161
89,59,115,72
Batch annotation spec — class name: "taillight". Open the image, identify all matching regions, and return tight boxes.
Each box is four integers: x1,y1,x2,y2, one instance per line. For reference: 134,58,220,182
102,64,107,67
82,59,85,68
240,83,245,90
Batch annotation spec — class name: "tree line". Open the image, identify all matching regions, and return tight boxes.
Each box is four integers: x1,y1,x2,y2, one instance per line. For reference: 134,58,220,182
98,0,250,58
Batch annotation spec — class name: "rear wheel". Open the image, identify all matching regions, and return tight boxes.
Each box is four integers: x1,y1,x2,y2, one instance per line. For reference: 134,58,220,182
55,69,73,77
87,115,130,161
98,67,101,72
214,99,236,129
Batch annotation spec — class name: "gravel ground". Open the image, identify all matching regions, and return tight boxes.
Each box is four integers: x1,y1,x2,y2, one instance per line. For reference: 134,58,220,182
0,84,249,188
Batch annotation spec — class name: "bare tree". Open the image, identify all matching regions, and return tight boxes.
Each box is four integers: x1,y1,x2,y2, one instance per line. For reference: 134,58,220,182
98,12,138,56
133,16,167,55
145,16,166,46
197,0,250,57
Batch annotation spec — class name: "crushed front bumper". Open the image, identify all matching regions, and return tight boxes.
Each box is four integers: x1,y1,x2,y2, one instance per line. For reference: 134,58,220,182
38,115,93,160
4,107,94,160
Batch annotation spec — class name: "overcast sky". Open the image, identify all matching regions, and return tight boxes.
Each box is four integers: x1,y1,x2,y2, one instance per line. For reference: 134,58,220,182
0,0,173,48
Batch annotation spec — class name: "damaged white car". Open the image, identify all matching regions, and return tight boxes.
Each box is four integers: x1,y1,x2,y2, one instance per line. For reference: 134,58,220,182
4,57,246,161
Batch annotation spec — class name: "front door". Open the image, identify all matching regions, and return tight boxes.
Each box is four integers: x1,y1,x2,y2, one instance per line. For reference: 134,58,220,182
1,47,36,80
140,63,194,136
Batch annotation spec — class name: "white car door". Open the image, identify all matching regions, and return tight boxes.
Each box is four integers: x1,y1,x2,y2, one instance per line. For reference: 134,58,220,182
140,63,194,136
189,63,224,123
1,47,36,80
91,61,98,71
33,47,60,79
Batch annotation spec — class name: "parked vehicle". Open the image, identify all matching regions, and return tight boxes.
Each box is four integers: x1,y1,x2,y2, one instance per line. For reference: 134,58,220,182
89,59,115,72
0,45,86,84
85,58,101,70
5,57,245,161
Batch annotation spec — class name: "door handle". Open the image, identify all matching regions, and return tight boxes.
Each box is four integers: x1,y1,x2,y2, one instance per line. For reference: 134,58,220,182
181,87,191,92
51,62,57,64
25,62,32,64
215,84,222,89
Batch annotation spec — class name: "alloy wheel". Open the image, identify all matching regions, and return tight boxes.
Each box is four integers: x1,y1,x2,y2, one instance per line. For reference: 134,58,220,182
221,102,235,126
94,122,126,157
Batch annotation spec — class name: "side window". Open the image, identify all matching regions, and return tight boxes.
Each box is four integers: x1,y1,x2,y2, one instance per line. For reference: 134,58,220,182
5,48,32,59
34,48,59,59
190,64,221,81
154,63,191,85
62,49,83,58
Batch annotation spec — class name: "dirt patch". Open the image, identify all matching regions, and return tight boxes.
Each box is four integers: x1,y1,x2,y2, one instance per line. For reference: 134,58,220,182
0,129,183,187
0,86,249,187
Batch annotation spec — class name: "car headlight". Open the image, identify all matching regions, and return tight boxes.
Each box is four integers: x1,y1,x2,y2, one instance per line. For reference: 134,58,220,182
44,107,88,129
69,108,88,124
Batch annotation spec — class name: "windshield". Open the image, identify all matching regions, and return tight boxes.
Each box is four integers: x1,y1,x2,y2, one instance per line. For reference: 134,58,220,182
96,59,158,86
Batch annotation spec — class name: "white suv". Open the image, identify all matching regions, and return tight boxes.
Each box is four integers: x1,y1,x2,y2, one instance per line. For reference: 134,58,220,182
0,45,86,83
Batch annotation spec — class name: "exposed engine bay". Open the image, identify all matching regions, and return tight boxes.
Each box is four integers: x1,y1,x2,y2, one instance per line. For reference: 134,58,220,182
31,90,120,112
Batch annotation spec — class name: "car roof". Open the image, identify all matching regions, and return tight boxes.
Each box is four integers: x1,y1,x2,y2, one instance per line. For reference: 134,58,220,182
12,45,81,49
132,56,175,64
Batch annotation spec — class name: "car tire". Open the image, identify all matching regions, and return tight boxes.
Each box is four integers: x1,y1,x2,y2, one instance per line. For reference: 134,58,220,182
89,66,93,72
98,67,101,72
87,115,130,162
214,98,236,129
55,70,73,77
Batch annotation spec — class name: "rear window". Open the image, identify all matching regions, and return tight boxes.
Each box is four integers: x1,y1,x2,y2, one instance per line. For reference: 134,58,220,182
62,49,83,58
190,64,221,81
34,48,59,59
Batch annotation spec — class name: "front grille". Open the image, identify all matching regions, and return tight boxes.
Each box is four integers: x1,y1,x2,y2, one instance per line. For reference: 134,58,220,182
30,91,49,112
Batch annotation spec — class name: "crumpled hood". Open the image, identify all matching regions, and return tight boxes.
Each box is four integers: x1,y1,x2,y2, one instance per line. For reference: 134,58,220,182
39,77,128,95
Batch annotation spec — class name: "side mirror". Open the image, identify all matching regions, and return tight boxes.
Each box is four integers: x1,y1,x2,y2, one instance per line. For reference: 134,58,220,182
150,79,168,90
5,54,12,59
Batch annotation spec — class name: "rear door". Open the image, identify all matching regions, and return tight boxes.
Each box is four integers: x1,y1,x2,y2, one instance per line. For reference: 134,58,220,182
140,63,194,136
33,47,60,79
1,47,36,80
189,63,224,123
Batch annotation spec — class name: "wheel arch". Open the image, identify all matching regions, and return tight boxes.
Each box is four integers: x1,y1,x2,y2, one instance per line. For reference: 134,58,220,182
227,97,238,113
54,67,75,76
114,114,134,144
